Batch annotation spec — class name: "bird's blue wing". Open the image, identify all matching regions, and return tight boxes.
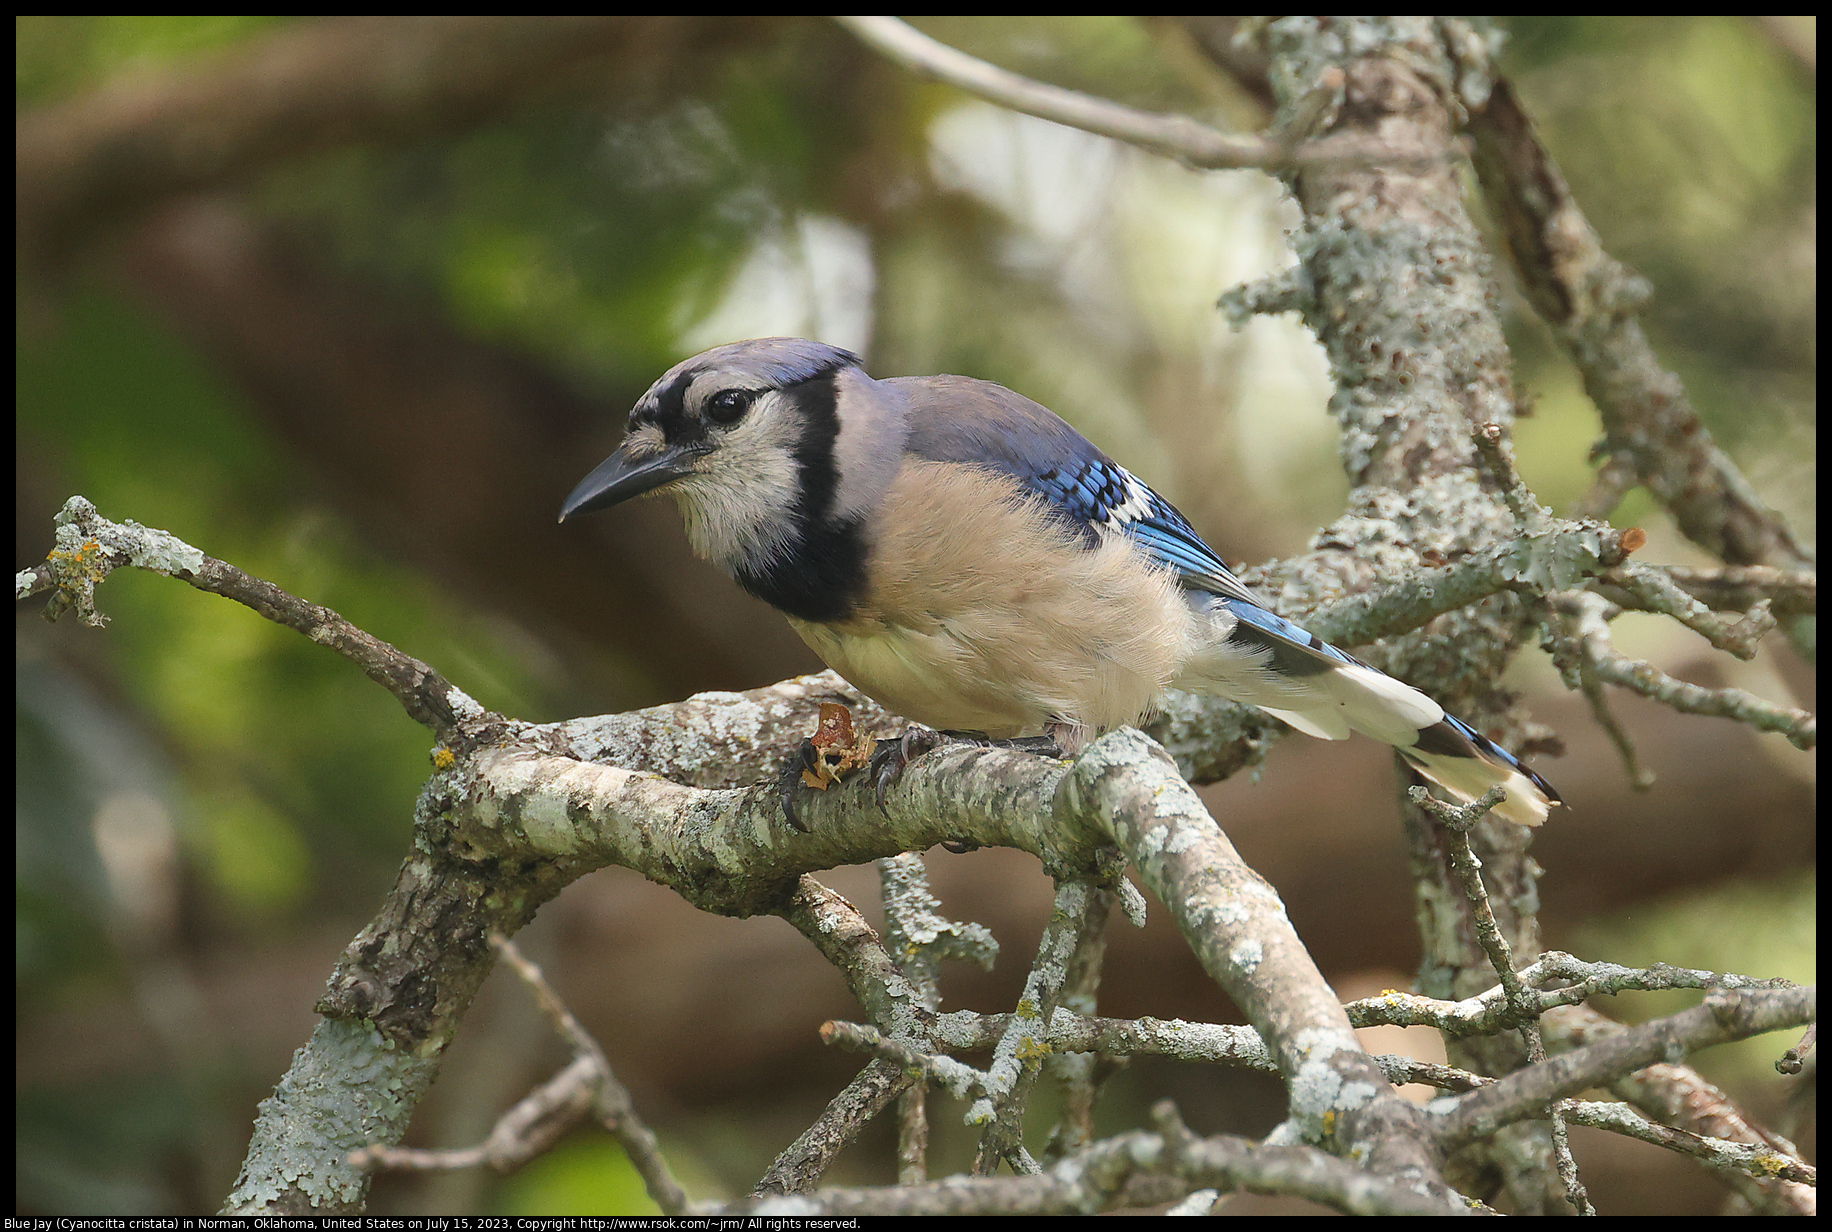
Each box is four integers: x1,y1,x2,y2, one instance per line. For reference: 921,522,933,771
889,374,1558,823
893,374,1259,606
1024,454,1263,607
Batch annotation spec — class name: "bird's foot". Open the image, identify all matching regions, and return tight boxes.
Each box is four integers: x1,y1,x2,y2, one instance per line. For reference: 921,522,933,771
868,726,953,814
867,728,1066,827
782,713,1066,832
994,734,1069,758
777,738,821,833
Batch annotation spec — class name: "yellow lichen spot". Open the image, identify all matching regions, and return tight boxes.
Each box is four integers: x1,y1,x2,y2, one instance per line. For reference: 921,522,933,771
1015,998,1041,1021
48,539,105,577
430,746,456,770
1016,1038,1051,1062
1751,1154,1788,1178
1321,1109,1338,1136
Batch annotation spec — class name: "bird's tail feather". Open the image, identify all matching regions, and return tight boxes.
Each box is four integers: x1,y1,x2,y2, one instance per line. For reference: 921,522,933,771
1395,714,1561,827
1181,593,1559,826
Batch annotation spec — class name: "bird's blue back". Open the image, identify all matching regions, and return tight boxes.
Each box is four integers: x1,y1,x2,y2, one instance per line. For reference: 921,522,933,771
892,374,1263,609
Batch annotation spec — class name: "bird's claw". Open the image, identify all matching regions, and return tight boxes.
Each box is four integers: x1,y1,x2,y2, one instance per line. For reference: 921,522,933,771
778,737,822,832
870,726,948,815
789,717,1064,833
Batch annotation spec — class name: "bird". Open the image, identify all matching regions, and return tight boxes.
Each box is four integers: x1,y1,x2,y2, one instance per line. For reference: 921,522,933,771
559,338,1559,828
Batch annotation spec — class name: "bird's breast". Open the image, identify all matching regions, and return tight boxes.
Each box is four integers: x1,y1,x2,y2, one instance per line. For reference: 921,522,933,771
784,458,1192,737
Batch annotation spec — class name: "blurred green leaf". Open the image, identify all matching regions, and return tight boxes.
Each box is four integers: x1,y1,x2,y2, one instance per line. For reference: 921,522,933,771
16,15,288,105
1569,871,1816,1088
491,1133,719,1216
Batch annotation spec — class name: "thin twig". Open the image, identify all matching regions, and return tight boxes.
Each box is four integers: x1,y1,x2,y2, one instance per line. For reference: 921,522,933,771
1539,603,1657,791
972,880,1094,1175
348,935,689,1215
1411,787,1529,1008
488,936,689,1214
1043,883,1117,1162
1656,564,1816,619
1471,421,1545,530
930,1004,1494,1092
1572,451,1641,523
1347,952,1797,1036
1601,563,1777,660
1560,1100,1815,1187
1295,520,1636,650
779,876,936,1044
1552,1002,1815,1215
1437,985,1818,1149
752,1060,914,1198
821,1020,985,1102
761,877,939,1195
878,852,998,1001
1548,591,1814,749
348,1053,597,1176
876,852,1001,1183
21,496,478,739
1467,77,1813,580
1778,1024,1815,1076
833,15,1431,173
1412,786,1595,1213
1546,997,1817,1210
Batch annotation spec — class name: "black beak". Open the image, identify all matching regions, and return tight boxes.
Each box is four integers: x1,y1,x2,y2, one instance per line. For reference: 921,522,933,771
558,443,696,523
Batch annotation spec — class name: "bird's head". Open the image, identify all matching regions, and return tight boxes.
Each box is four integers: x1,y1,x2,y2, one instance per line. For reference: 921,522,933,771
560,339,905,577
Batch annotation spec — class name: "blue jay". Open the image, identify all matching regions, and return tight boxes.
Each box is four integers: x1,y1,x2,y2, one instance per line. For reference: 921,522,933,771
560,339,1559,828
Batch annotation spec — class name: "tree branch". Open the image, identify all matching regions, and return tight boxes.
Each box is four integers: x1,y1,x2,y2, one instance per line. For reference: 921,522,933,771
1546,591,1814,749
834,15,1275,171
347,935,688,1214
1559,1100,1815,1188
19,495,477,739
25,455,1808,1211
37,487,1453,1216
22,16,1812,1212
1437,985,1817,1150
727,1111,1463,1217
1552,1003,1817,1216
833,15,1430,174
1465,75,1813,578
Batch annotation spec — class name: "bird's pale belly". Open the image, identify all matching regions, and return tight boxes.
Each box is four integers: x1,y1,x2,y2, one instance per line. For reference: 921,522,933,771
791,616,1044,736
788,602,1184,744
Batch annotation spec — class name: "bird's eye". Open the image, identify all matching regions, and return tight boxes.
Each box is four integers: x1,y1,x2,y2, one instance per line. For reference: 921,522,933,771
705,389,754,425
